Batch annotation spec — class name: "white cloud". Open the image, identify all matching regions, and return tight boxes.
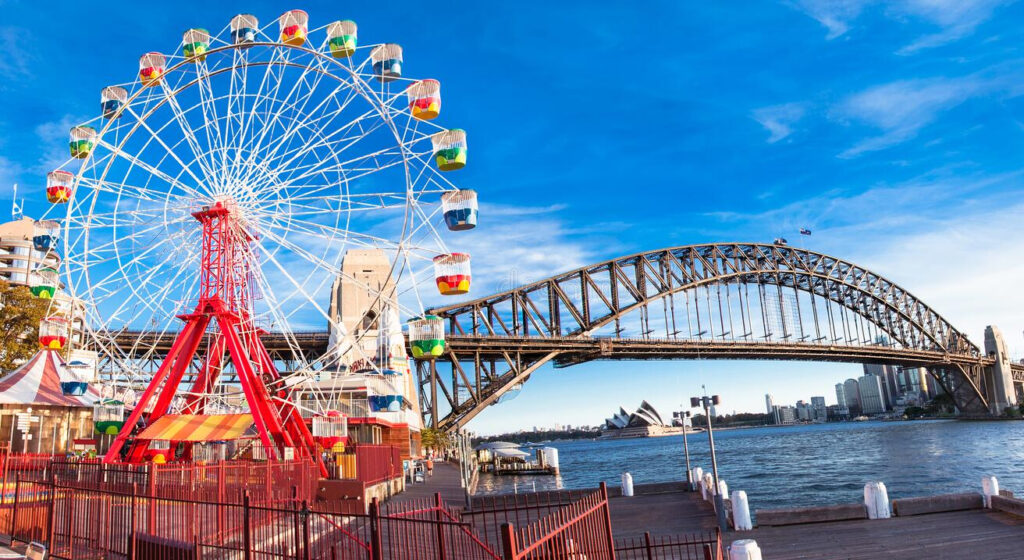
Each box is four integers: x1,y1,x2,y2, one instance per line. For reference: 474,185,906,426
0,26,32,81
845,203,1024,358
752,102,808,143
833,76,986,156
33,114,89,174
792,0,869,39
790,0,1012,51
704,172,1024,357
893,0,1013,53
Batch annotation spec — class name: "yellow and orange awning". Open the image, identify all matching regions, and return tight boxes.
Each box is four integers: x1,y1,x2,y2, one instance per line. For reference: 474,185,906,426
138,414,253,442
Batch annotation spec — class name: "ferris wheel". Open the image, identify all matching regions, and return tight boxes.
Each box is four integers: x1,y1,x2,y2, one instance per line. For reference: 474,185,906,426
34,11,478,454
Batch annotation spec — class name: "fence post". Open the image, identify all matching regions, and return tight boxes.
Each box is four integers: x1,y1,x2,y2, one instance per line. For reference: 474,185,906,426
643,532,654,560
301,500,311,560
147,463,157,533
434,493,448,560
46,472,57,547
128,484,137,560
242,491,252,560
10,476,19,539
369,498,383,560
292,488,301,560
599,482,617,560
500,523,518,560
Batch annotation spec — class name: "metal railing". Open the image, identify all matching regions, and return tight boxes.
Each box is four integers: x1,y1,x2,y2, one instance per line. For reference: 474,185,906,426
3,482,502,560
614,530,722,560
498,483,616,560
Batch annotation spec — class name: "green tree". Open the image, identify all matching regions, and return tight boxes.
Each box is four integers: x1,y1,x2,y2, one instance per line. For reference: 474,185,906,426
420,427,452,453
0,281,50,372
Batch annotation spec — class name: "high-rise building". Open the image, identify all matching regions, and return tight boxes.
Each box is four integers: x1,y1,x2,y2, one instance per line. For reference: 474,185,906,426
858,373,886,415
843,378,861,412
811,396,826,420
835,383,847,408
777,406,797,424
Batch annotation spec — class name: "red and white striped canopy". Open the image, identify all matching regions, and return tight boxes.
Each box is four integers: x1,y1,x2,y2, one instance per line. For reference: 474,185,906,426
0,350,98,406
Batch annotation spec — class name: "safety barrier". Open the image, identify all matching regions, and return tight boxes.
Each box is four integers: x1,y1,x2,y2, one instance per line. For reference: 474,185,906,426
3,482,501,560
614,530,722,560
46,458,319,505
497,483,616,560
0,465,722,560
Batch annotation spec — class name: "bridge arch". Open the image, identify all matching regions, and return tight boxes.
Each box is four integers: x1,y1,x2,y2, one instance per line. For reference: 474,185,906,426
422,243,992,431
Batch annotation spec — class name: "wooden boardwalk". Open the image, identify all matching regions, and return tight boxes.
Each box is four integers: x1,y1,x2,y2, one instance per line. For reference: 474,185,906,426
727,509,1024,560
608,484,719,538
388,460,471,507
391,468,1024,558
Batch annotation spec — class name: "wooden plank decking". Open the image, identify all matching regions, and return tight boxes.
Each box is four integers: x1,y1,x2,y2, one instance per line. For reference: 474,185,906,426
727,509,1024,559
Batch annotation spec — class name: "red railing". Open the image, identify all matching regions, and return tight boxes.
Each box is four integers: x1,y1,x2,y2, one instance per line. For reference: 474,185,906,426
4,482,501,560
615,530,722,560
353,444,403,485
498,483,617,560
47,458,319,505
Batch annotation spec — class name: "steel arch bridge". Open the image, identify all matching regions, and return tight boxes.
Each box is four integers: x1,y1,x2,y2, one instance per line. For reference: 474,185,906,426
420,242,1018,431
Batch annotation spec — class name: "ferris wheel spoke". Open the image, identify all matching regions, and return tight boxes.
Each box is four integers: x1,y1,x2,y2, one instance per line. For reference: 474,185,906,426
121,106,210,192
241,48,335,168
276,137,412,190
241,78,363,185
95,139,205,200
194,60,229,185
239,93,382,195
257,226,421,323
234,49,300,180
159,82,218,180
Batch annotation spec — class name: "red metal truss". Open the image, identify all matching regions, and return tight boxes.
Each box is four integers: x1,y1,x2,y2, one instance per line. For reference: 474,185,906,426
104,201,327,476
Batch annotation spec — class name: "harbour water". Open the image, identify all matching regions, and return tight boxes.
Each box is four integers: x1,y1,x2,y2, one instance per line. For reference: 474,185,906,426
475,420,1024,511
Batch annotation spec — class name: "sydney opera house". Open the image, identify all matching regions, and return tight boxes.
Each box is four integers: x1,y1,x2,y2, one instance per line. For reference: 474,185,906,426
601,401,687,439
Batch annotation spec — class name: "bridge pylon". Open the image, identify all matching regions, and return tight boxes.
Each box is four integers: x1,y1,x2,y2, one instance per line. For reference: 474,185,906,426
984,325,1019,414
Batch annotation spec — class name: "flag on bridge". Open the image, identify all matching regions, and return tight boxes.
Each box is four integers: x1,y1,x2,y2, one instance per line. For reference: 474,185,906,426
799,228,812,236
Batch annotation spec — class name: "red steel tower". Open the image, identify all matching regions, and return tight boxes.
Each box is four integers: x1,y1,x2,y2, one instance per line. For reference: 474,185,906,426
105,201,327,476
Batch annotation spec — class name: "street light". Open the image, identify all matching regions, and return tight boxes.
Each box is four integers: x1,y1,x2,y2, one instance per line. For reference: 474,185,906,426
679,409,694,490
691,390,727,532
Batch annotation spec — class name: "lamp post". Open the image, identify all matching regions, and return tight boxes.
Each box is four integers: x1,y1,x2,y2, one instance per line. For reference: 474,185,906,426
680,410,693,490
691,391,727,532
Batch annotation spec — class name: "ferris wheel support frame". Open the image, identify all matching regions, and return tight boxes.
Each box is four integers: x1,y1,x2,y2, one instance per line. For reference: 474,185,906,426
103,201,328,477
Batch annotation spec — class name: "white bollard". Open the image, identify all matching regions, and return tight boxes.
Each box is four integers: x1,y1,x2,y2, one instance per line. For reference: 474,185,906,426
731,490,753,530
982,476,999,508
703,473,715,501
621,472,634,497
692,467,704,491
541,447,560,474
729,539,762,560
718,480,729,499
864,481,891,519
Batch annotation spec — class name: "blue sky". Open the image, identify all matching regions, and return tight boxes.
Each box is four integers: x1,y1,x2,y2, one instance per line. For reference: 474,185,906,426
2,1,1024,434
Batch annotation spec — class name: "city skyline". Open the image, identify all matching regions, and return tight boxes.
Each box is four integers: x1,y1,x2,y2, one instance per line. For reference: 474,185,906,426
2,1,1024,435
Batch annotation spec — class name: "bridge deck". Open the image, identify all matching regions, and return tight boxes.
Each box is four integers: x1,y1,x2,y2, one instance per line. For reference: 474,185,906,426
727,509,1024,559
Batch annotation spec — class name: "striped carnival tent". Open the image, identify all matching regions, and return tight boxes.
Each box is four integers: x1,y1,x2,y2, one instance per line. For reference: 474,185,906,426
0,350,100,454
0,350,98,406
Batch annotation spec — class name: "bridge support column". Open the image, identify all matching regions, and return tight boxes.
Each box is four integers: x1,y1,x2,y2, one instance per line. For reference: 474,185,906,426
984,326,1018,415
